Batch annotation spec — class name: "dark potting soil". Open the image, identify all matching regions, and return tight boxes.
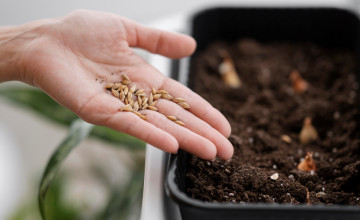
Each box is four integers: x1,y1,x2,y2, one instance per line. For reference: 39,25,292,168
185,39,360,205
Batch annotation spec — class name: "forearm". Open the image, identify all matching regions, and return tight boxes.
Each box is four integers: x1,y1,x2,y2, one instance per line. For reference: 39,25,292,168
0,20,51,83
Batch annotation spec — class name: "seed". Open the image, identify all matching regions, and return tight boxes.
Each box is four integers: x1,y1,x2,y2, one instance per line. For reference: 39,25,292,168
124,99,129,105
122,74,131,83
152,87,157,95
143,97,148,105
174,120,185,126
297,152,316,171
142,103,148,110
149,93,153,104
137,96,142,106
129,99,134,107
218,51,242,88
112,89,120,98
133,101,139,111
150,101,157,107
290,70,308,94
299,117,318,145
120,89,125,101
140,114,148,120
133,111,142,117
173,97,186,103
147,106,158,111
167,116,177,121
157,90,168,95
135,89,145,95
129,85,136,94
178,102,190,109
121,104,133,112
105,83,113,89
124,86,129,95
127,92,133,102
153,94,161,100
112,83,121,90
162,93,173,100
281,135,292,143
316,192,326,198
270,173,279,180
121,80,131,85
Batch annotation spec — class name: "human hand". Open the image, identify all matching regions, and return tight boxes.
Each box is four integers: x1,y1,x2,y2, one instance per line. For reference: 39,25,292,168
1,10,233,160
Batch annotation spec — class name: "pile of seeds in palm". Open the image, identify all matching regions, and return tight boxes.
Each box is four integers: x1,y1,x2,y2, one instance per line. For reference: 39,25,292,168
105,74,189,126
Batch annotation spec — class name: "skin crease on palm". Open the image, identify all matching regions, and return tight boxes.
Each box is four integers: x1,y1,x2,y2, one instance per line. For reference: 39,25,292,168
0,10,233,161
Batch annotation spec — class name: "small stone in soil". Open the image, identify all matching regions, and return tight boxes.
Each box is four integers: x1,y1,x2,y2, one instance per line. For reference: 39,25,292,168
270,173,279,180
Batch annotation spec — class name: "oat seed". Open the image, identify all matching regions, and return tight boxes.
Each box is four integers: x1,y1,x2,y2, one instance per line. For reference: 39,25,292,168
122,74,131,83
135,89,145,95
153,94,161,100
173,97,186,103
178,102,190,109
120,89,125,101
147,106,158,111
133,101,139,111
175,120,185,126
129,85,136,93
157,90,168,95
121,104,133,112
152,87,157,95
161,93,173,100
167,116,177,121
124,86,129,95
112,89,120,98
105,83,113,89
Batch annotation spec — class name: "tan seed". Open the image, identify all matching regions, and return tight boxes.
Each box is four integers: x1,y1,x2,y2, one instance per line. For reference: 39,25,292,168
125,99,129,105
127,92,133,102
173,98,186,103
149,93,153,104
143,97,148,105
178,102,190,109
133,111,142,117
150,101,157,107
120,89,125,101
129,99,134,107
140,114,148,120
152,87,157,95
142,103,148,110
121,104,133,112
153,94,161,100
137,96,142,106
121,80,131,85
281,135,292,144
112,89,120,98
135,89,145,95
157,90,168,95
175,120,185,126
105,83,113,89
270,173,279,180
112,83,121,90
167,116,177,121
161,93,173,100
129,85,136,94
124,86,129,95
147,106,158,111
133,101,139,112
122,74,131,83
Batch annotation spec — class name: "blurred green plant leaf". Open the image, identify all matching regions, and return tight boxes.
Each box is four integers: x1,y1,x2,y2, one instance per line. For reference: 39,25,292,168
0,87,145,150
38,119,93,220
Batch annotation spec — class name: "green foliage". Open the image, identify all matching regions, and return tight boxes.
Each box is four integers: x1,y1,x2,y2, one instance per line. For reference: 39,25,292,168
38,119,93,220
0,87,145,150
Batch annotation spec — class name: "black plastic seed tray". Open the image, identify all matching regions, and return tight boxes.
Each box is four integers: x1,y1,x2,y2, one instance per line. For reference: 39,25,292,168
165,7,360,220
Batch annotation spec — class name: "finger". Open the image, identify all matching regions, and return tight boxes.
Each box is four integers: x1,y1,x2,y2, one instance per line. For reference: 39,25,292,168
155,99,234,160
121,17,196,59
141,109,217,160
159,77,232,138
76,93,179,154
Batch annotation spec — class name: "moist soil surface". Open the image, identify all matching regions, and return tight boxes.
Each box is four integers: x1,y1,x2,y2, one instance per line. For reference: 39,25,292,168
185,39,360,205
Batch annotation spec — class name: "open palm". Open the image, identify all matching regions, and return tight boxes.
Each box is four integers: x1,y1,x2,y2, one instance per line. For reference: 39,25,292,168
18,10,233,160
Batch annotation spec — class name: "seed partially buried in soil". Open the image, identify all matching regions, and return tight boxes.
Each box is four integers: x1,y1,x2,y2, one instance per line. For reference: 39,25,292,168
289,69,308,94
297,152,316,172
218,49,242,88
